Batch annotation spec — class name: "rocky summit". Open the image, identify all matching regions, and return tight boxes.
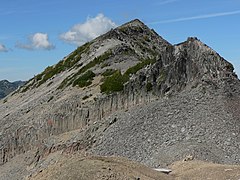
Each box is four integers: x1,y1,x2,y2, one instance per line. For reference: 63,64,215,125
0,19,239,179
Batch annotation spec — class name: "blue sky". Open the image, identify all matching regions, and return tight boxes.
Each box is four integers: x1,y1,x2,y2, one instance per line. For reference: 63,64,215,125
0,0,240,81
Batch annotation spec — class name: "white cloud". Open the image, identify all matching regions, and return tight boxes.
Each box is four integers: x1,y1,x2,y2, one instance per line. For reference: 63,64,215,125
0,44,8,52
148,10,240,24
156,0,179,5
60,13,117,46
16,33,55,50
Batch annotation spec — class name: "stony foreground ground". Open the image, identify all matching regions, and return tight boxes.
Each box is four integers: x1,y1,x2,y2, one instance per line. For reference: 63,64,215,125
27,152,240,180
2,150,239,180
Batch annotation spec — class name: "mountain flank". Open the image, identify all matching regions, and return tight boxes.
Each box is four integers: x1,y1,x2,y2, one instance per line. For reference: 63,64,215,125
0,19,239,179
0,80,25,99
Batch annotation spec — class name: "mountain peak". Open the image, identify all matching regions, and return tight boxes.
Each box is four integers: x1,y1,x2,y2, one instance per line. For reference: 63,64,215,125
127,18,145,25
186,37,206,46
187,37,199,41
176,36,216,54
118,18,146,29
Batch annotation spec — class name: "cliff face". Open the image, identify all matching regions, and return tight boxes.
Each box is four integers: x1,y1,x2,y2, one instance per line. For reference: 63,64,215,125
0,19,239,173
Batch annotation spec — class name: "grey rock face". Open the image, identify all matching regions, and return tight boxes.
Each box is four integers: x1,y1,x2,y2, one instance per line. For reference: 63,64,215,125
91,88,240,167
0,19,239,173
90,38,240,166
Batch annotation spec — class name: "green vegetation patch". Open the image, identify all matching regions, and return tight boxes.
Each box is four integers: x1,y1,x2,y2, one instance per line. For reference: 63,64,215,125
78,50,112,74
35,42,91,87
100,58,156,94
100,70,126,94
102,69,117,77
19,78,34,93
18,42,92,92
58,50,112,89
73,70,95,88
124,58,156,77
36,66,57,87
146,82,153,92
64,42,91,67
101,63,110,68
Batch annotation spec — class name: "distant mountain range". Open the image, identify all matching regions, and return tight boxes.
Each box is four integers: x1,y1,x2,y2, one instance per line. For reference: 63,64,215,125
0,80,25,99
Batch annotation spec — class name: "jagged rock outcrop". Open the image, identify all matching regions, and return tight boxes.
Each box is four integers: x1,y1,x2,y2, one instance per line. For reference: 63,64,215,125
0,19,239,179
90,37,240,167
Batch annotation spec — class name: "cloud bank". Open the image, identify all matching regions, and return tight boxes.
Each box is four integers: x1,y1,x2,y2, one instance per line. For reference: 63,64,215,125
148,10,240,24
16,33,55,50
0,44,8,52
60,14,117,46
